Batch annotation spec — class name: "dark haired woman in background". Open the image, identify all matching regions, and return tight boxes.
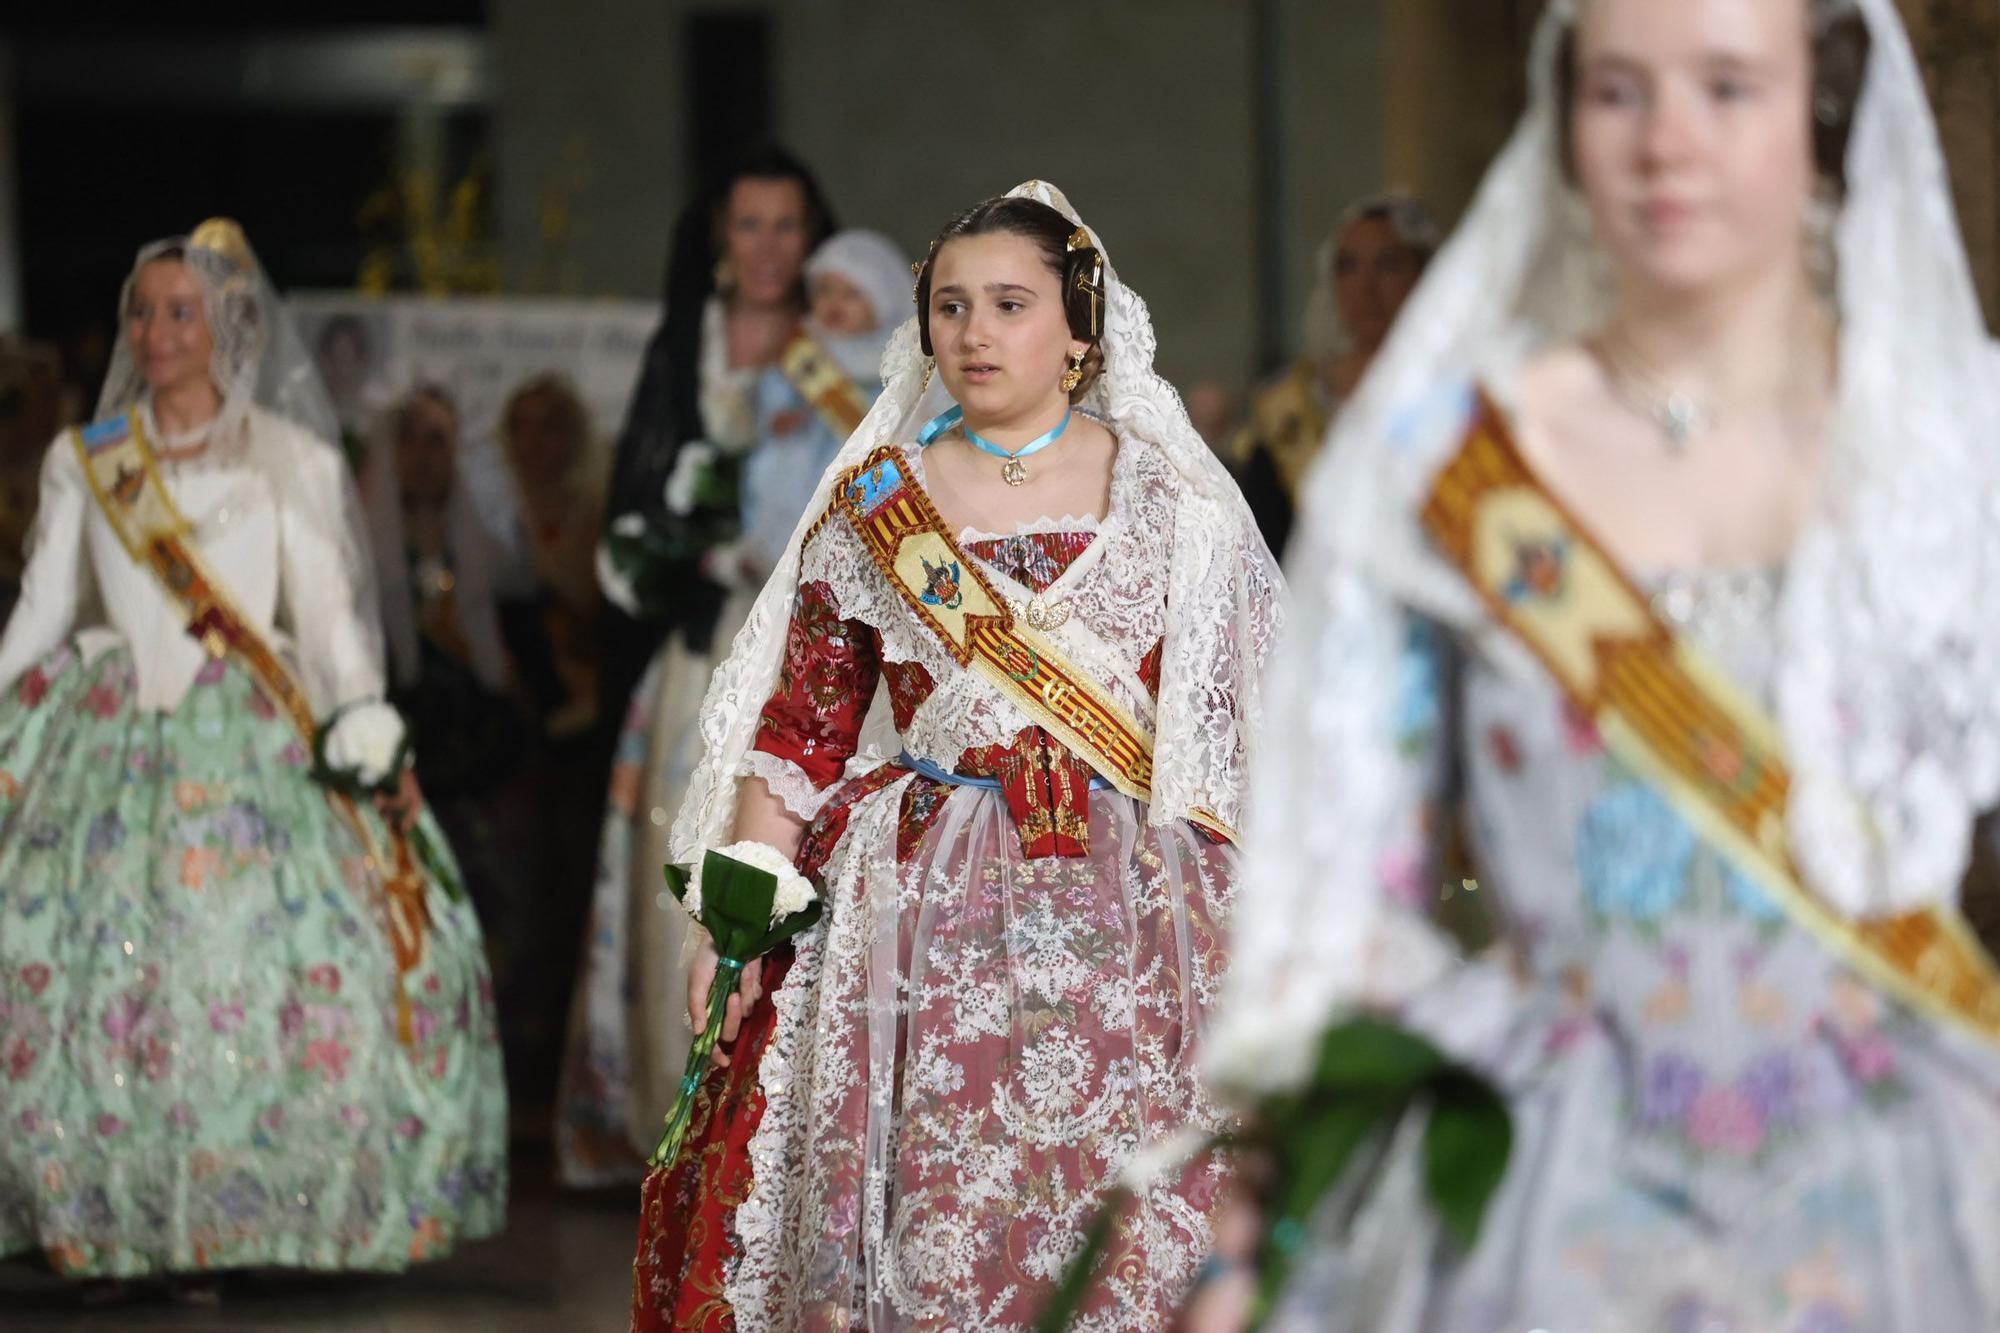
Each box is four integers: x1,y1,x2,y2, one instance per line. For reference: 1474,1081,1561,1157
628,182,1282,1330
555,149,835,1185
596,145,837,714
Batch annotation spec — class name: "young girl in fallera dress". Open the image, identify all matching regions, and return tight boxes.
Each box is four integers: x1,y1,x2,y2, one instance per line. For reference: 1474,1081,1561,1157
630,182,1282,1330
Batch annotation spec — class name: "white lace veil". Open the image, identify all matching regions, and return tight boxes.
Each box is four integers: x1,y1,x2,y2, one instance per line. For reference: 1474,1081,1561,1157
93,220,385,714
97,221,340,449
1210,0,2000,1091
671,180,1283,862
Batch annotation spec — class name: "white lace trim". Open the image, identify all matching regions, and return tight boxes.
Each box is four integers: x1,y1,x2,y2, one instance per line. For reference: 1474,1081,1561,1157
739,749,831,821
724,788,902,1326
957,512,1107,543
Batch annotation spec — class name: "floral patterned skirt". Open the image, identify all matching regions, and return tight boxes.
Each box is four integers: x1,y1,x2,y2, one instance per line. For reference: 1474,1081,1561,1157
0,645,508,1277
1262,955,2000,1333
634,768,1237,1331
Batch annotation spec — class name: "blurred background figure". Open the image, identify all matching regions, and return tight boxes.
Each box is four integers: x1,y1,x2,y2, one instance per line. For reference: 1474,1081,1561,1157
557,224,905,1186
1231,194,1439,557
315,313,377,471
1182,379,1242,455
546,146,830,1186
482,370,607,1121
595,146,837,723
734,228,908,580
0,221,506,1300
0,337,69,623
499,372,603,741
364,382,538,1088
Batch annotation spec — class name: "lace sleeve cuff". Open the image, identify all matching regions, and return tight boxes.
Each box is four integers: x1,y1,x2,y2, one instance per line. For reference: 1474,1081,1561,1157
741,749,831,821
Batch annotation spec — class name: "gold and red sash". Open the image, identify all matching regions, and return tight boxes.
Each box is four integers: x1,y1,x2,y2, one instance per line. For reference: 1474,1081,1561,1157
72,411,432,1040
779,332,872,441
835,444,1234,844
1422,392,2000,1050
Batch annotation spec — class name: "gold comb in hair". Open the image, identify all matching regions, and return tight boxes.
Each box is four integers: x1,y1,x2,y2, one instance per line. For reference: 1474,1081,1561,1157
189,218,251,266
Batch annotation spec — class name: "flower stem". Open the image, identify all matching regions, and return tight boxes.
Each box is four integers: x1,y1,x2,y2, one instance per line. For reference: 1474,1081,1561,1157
648,958,745,1169
412,825,464,901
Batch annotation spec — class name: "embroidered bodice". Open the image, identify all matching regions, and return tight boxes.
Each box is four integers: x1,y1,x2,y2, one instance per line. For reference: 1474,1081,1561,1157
746,438,1175,858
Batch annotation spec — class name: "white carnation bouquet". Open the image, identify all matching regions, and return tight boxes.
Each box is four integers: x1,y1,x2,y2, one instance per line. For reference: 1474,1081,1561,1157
312,700,463,900
647,839,822,1169
595,439,744,621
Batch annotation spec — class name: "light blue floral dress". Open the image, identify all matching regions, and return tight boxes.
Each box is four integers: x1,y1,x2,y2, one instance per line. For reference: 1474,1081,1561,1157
0,413,507,1277
1275,566,2000,1333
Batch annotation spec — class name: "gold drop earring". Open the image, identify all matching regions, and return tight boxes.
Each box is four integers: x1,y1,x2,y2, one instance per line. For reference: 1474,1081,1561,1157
1059,349,1087,395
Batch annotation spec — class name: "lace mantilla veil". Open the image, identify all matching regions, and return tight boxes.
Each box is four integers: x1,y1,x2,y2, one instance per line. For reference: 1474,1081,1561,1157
1207,0,2000,1094
670,180,1283,865
84,221,386,716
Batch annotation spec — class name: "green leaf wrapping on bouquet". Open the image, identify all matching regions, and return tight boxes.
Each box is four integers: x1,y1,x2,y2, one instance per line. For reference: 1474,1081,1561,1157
605,453,746,620
687,849,823,958
646,851,823,1170
1245,1018,1512,1324
410,823,465,903
1421,1071,1512,1251
1311,1014,1448,1089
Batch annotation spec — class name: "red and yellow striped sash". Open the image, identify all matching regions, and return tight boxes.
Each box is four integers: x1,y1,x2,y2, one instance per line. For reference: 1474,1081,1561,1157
836,444,1232,843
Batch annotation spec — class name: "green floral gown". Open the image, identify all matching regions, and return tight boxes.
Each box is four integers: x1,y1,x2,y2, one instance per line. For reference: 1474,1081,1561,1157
0,412,507,1277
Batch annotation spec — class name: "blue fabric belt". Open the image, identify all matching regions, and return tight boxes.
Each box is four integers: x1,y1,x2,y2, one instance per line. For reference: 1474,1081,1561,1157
896,750,1114,792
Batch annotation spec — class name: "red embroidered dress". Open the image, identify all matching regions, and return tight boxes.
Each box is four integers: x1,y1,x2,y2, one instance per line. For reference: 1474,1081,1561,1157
633,440,1237,1331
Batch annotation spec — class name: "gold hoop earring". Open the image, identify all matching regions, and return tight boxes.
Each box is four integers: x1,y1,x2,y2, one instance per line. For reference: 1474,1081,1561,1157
1059,349,1086,395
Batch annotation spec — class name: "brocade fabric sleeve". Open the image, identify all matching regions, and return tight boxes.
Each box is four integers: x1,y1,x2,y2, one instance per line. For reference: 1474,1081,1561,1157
745,577,883,818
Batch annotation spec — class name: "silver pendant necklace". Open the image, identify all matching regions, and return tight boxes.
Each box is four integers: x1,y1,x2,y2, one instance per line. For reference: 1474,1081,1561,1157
1596,334,1716,455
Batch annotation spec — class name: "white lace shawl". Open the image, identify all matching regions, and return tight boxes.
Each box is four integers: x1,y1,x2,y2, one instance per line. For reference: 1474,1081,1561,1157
1208,0,2000,1093
669,181,1284,863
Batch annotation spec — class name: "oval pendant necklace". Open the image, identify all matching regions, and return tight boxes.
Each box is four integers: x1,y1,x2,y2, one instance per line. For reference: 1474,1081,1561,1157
917,406,1072,486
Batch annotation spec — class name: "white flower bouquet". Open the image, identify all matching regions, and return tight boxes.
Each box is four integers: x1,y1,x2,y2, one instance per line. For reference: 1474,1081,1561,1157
597,440,746,623
311,701,463,901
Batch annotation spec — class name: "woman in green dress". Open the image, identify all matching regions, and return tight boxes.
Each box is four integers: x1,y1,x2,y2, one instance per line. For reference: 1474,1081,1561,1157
0,221,507,1282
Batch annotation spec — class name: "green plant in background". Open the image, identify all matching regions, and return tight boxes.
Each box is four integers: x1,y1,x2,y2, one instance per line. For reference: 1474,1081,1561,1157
357,156,501,297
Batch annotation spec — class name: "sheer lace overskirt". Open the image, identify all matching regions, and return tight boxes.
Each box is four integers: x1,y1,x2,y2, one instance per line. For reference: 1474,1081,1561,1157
726,781,1235,1330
